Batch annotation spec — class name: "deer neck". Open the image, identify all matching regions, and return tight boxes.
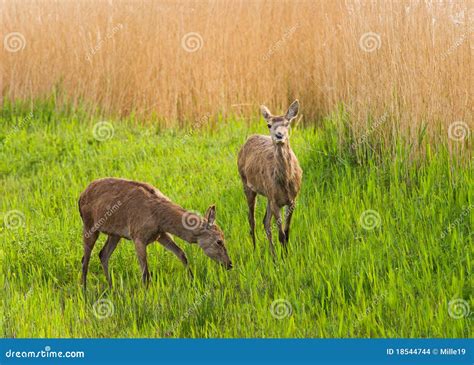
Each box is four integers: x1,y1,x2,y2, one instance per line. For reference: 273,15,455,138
154,201,199,243
273,142,293,184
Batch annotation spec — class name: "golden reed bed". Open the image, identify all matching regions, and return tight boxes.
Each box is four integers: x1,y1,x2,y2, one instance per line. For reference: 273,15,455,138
1,0,472,145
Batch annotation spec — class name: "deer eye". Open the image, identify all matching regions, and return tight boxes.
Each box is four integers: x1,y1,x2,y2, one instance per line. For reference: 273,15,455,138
267,124,272,129
216,240,223,246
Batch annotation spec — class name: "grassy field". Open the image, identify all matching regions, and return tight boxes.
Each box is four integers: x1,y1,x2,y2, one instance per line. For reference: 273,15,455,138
1,102,472,338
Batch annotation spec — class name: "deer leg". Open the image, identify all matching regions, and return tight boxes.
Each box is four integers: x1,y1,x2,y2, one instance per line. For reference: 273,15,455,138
263,201,276,258
271,203,287,252
133,239,150,285
284,203,295,244
157,233,193,279
99,234,121,288
244,186,257,250
82,229,99,291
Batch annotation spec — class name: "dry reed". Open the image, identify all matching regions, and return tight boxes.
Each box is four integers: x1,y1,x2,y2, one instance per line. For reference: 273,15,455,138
1,0,472,147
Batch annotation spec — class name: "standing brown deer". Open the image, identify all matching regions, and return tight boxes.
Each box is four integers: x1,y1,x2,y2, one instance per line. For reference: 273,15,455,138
78,178,232,289
237,100,302,257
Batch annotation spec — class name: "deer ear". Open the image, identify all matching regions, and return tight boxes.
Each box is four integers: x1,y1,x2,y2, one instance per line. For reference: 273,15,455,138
285,99,299,121
205,205,216,226
260,105,272,121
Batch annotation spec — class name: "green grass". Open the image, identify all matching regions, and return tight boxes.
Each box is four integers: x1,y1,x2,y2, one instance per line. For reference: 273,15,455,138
1,102,472,338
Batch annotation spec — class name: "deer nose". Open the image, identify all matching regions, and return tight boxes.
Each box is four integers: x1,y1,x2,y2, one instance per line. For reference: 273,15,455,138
275,132,284,139
226,262,233,270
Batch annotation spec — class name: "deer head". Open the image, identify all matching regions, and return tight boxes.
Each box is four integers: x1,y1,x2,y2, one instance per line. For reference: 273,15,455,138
260,99,299,146
195,205,232,270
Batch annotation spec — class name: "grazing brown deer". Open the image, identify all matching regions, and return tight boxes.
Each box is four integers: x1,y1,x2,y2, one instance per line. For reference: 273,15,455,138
78,178,232,289
237,100,302,257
